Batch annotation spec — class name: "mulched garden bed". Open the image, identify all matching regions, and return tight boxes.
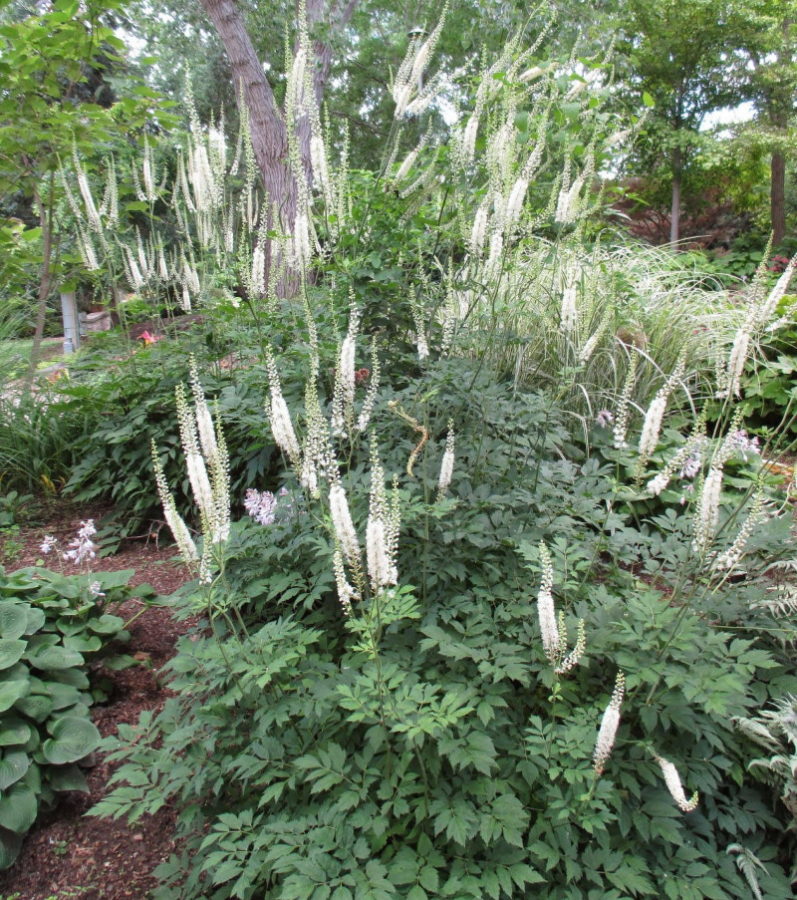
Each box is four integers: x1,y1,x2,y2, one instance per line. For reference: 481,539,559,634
0,506,193,900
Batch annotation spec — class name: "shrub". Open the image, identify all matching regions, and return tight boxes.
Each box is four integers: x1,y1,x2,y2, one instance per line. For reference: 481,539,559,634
93,351,795,899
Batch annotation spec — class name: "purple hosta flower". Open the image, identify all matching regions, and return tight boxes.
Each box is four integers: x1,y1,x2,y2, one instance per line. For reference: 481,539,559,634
725,429,760,459
595,410,613,429
244,487,291,527
62,519,97,565
680,445,703,480
88,580,105,599
40,535,58,554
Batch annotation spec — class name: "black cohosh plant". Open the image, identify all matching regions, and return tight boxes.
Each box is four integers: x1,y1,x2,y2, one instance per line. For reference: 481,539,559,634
93,300,796,898
67,12,797,899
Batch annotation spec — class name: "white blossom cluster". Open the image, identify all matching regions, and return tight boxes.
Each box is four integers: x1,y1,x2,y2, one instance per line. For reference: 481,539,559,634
613,353,638,450
536,542,586,674
593,672,625,775
331,306,362,435
391,9,447,119
152,363,230,578
436,421,456,500
719,254,797,399
62,519,98,565
654,755,699,813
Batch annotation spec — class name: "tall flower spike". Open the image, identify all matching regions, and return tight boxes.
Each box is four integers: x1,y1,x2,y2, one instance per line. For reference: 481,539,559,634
356,339,380,433
151,440,198,563
333,548,357,615
189,356,218,466
366,438,395,594
693,465,723,554
209,406,231,544
175,383,214,527
593,672,625,775
536,542,560,661
555,616,586,675
654,755,699,813
713,491,765,571
266,353,302,465
331,302,360,435
560,284,578,333
646,422,706,496
409,288,429,361
436,420,455,500
329,482,360,565
613,351,638,450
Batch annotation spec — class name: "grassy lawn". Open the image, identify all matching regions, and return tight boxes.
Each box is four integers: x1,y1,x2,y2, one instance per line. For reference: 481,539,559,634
0,337,66,379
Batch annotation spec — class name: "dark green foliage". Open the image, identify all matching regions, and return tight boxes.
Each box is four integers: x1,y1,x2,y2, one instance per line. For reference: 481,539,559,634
93,358,794,899
50,335,276,538
736,299,797,440
0,565,145,868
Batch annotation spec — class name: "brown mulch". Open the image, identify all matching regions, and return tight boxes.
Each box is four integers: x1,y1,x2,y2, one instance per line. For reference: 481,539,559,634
0,506,194,900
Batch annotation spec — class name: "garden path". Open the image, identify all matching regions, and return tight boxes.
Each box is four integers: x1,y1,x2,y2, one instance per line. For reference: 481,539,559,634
0,505,192,900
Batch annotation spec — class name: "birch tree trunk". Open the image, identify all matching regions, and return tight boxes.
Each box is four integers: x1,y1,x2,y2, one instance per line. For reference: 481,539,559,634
669,147,682,245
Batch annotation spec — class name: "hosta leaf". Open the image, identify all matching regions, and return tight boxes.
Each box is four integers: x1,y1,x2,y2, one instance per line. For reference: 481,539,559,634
24,607,45,634
50,668,90,690
0,679,29,713
26,645,84,671
0,640,27,671
89,614,125,635
0,783,37,833
47,763,89,793
42,715,101,764
0,717,31,747
64,634,102,653
14,692,52,722
49,682,83,711
0,826,22,870
0,605,28,641
0,751,29,790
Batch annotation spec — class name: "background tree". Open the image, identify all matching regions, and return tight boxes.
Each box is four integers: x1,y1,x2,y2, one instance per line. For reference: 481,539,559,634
613,0,751,244
738,0,797,246
0,0,169,372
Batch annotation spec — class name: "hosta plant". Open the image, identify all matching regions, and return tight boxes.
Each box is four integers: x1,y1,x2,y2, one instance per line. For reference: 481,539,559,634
0,565,145,868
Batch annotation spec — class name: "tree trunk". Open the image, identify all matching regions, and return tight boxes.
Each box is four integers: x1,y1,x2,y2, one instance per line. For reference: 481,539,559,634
293,0,357,184
771,150,786,247
670,147,682,246
198,0,297,226
27,174,55,386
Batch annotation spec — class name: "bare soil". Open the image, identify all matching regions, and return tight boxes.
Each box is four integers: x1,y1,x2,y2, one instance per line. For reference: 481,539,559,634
0,505,193,900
